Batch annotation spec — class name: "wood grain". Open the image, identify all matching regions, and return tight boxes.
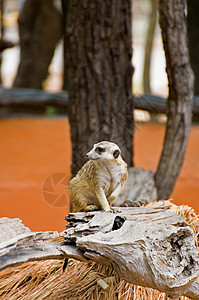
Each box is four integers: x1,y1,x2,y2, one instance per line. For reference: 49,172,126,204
1,206,199,298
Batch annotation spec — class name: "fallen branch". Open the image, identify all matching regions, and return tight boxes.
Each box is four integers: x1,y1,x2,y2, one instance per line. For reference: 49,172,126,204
0,87,68,111
134,94,199,120
0,206,199,299
1,87,199,120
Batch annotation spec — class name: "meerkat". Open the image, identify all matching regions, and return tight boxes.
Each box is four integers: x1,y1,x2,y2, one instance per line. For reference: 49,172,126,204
69,141,128,213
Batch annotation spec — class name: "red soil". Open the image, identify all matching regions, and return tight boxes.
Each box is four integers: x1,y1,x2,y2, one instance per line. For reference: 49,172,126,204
0,118,71,232
0,118,198,232
134,122,199,212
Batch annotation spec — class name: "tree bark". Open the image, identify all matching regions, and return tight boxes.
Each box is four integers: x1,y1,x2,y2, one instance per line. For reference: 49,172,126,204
62,0,68,90
187,0,199,95
143,0,158,93
13,0,62,89
65,0,134,176
155,0,194,199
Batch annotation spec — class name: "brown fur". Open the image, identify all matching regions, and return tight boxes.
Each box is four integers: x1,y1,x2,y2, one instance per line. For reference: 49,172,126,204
70,142,128,213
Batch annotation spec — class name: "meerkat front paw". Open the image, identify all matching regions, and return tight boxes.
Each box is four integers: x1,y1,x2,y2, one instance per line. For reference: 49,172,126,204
85,205,100,212
104,207,121,213
110,206,121,213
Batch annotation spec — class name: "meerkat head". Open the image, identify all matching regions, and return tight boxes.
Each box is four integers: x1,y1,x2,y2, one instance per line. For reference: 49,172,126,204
86,141,122,162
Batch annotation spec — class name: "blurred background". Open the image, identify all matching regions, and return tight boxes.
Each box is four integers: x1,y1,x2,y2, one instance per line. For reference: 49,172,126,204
0,0,198,232
1,0,167,94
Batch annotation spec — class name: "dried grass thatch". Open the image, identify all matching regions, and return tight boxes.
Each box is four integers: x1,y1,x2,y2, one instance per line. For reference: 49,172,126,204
0,260,192,300
0,202,198,300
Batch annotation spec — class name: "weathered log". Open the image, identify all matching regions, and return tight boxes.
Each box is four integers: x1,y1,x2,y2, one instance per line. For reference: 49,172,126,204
0,87,68,110
0,217,64,269
64,207,199,299
135,94,199,117
0,206,199,299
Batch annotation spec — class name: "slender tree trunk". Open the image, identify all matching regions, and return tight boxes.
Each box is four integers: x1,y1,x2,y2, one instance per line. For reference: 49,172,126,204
65,0,134,176
143,0,158,94
13,0,62,89
187,0,199,95
62,0,68,90
0,0,4,84
155,0,194,199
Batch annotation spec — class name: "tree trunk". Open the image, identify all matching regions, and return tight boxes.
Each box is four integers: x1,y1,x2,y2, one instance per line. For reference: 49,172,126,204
65,0,134,176
13,0,62,89
187,0,199,95
62,0,68,90
155,0,194,199
143,0,158,94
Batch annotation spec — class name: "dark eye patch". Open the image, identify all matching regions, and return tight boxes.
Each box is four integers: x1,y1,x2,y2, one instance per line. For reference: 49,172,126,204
95,146,105,154
113,149,120,158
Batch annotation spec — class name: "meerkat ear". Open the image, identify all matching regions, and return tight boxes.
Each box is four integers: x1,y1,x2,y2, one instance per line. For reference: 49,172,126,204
113,149,120,158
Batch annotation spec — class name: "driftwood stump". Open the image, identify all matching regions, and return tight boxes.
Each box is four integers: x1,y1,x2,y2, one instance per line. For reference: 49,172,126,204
64,207,199,299
0,206,199,299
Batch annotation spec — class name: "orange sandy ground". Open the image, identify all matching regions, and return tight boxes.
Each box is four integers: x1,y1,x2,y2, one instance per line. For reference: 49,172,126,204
0,117,198,232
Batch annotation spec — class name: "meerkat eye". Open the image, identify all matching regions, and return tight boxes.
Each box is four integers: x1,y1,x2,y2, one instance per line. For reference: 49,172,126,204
113,149,120,158
95,147,104,154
